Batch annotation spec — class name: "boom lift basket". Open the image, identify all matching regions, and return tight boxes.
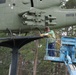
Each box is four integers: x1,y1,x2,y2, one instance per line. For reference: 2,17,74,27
44,37,76,64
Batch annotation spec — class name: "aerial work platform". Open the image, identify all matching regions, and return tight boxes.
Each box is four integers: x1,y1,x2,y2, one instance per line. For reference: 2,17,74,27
44,36,76,75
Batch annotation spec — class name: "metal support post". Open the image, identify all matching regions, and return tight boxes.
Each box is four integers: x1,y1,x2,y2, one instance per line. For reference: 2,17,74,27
0,36,45,75
10,48,19,75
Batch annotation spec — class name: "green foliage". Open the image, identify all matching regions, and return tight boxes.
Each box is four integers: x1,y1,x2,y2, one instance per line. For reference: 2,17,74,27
19,38,57,75
66,0,76,8
0,47,11,75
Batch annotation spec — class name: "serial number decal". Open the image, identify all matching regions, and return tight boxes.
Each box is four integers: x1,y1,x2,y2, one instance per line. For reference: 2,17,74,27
66,13,74,17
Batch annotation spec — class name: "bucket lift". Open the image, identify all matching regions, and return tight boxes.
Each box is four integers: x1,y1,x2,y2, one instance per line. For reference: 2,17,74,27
44,37,76,75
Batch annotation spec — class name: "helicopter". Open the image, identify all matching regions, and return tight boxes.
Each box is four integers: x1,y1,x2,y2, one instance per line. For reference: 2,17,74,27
1,1,76,75
0,0,76,34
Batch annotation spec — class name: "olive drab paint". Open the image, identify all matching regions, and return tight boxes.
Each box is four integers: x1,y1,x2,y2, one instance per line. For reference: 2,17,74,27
0,0,76,33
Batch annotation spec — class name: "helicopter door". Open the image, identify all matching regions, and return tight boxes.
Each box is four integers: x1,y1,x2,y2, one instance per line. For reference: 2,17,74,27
0,0,6,4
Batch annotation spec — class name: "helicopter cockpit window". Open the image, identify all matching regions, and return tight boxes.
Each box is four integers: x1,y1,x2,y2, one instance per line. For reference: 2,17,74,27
0,0,6,4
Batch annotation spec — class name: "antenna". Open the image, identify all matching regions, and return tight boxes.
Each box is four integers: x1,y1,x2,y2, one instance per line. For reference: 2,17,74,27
30,0,34,7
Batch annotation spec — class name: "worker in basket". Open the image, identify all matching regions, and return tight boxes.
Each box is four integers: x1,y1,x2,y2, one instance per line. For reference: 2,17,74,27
40,26,56,56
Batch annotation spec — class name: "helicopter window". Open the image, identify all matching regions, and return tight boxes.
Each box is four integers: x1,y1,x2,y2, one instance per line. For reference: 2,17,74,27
0,0,6,4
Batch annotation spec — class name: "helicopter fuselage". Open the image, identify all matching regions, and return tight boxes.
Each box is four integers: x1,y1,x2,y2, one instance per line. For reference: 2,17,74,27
0,0,76,33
